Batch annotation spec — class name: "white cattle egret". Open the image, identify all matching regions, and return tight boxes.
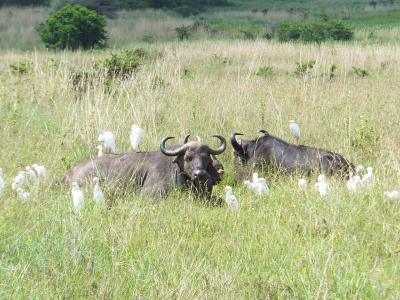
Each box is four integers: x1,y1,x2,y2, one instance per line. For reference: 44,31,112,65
93,177,104,205
289,120,301,143
362,167,374,188
298,178,308,190
12,171,27,190
71,182,84,213
25,166,37,183
225,186,240,211
315,174,329,197
346,172,364,194
32,164,46,177
0,169,4,197
129,125,143,151
97,145,104,157
244,173,269,197
356,165,365,176
17,188,30,201
384,191,400,200
98,131,116,154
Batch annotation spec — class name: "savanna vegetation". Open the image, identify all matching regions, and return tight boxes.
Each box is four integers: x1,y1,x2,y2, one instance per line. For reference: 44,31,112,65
1,0,400,298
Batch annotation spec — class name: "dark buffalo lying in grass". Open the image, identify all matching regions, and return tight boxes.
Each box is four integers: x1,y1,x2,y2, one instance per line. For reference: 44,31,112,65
231,130,354,178
63,135,226,197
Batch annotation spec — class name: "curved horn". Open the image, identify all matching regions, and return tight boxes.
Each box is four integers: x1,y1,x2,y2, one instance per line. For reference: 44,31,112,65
183,134,191,144
230,132,244,155
160,136,188,156
258,129,269,135
206,135,227,155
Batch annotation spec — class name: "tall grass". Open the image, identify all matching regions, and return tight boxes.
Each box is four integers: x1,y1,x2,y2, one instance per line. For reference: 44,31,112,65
3,6,400,50
1,40,400,297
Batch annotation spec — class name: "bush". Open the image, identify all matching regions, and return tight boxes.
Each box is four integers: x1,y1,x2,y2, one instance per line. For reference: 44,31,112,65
255,66,273,78
352,67,369,77
100,49,145,78
351,117,380,155
10,60,31,75
277,20,353,43
175,25,191,40
294,60,315,77
37,5,107,50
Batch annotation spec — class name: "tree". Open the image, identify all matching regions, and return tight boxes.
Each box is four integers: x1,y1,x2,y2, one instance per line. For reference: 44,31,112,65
37,5,107,50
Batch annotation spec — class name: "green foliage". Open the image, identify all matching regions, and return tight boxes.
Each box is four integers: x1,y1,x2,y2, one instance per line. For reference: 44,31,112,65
142,34,155,43
351,117,380,154
54,0,121,18
294,60,315,76
119,0,228,16
240,29,255,40
10,60,30,75
352,66,369,77
277,20,354,43
37,5,107,50
255,65,273,77
100,48,145,78
175,25,191,40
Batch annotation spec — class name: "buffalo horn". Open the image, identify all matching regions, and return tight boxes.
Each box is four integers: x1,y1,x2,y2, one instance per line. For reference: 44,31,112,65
160,136,188,156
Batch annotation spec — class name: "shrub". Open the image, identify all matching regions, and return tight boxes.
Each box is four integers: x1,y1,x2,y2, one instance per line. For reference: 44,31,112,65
240,30,255,40
255,66,273,78
294,60,315,77
351,117,380,155
328,64,337,79
175,25,191,40
37,5,107,50
10,60,31,75
277,20,353,43
352,67,369,77
100,49,144,78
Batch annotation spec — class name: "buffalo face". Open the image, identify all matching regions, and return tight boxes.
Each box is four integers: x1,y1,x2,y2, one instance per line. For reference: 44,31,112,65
160,135,226,194
231,132,252,165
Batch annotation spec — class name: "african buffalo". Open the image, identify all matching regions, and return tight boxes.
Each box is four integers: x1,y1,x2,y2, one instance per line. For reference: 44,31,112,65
63,135,226,197
231,130,354,178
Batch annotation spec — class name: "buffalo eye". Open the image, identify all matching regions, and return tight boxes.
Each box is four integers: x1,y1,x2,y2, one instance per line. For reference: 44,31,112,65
185,156,193,162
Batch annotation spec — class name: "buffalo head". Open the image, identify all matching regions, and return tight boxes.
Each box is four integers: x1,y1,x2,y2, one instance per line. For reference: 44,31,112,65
160,134,226,194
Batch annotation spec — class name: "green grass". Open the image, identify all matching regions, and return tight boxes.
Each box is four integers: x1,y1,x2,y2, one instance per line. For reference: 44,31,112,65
1,40,400,297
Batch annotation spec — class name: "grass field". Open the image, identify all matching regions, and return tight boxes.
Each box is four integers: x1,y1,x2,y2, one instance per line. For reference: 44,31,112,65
3,4,400,50
1,40,400,298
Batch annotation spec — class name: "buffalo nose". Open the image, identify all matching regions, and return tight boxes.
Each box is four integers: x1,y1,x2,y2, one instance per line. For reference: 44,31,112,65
193,169,207,178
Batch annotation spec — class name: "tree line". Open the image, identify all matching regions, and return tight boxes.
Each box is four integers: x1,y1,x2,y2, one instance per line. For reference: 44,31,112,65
0,0,228,16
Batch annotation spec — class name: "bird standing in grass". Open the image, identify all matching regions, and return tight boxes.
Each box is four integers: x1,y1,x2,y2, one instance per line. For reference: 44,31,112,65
25,166,37,184
315,174,329,197
12,171,27,191
0,168,4,197
362,167,374,188
384,191,400,200
346,172,363,194
246,172,269,197
17,188,30,201
130,125,143,152
32,164,46,177
289,120,301,144
225,186,240,211
71,182,84,213
93,177,104,205
298,178,308,191
356,165,365,176
98,131,116,154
